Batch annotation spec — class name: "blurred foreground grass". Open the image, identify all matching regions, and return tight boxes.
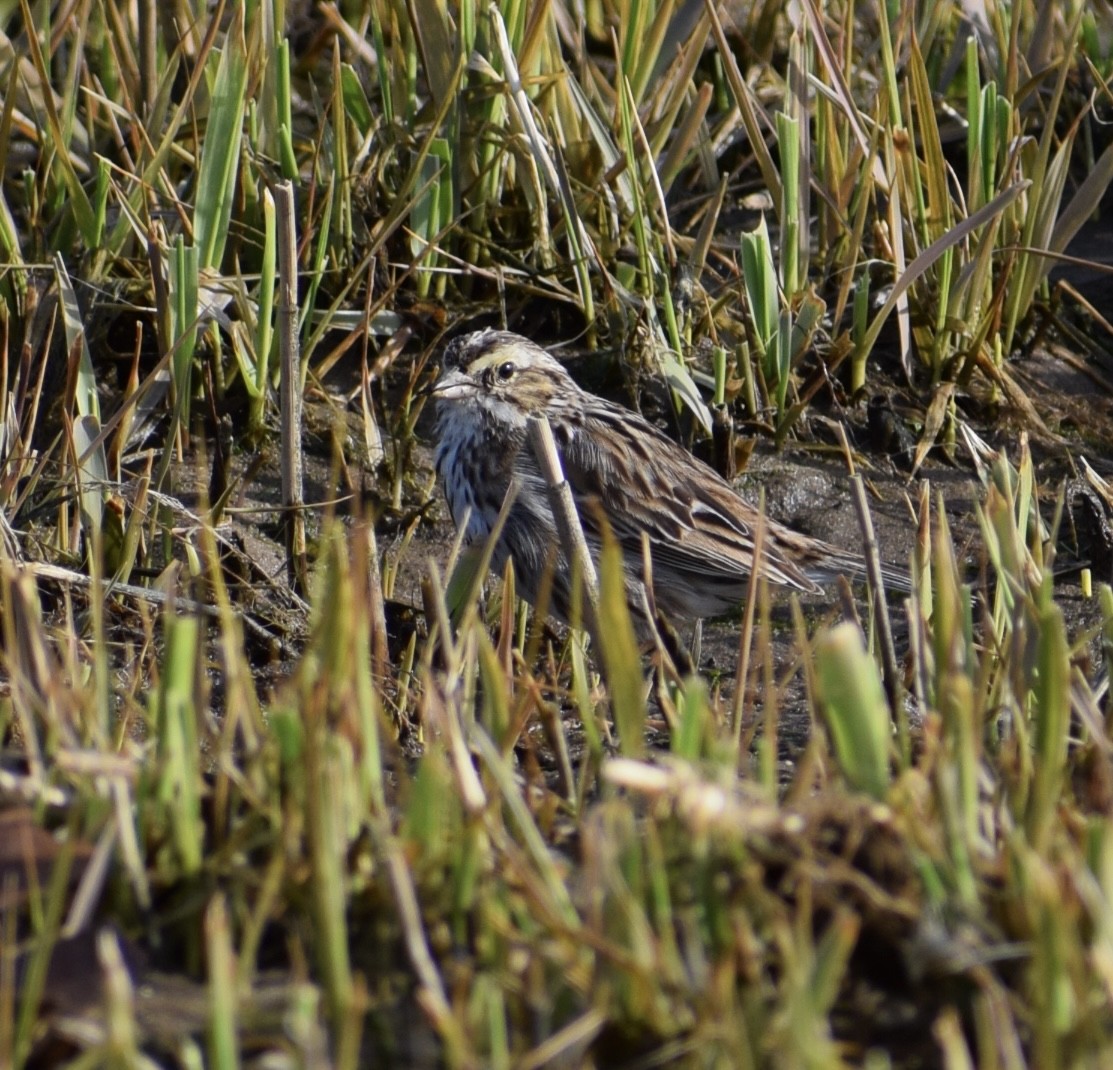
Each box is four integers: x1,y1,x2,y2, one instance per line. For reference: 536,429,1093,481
3,0,1113,1066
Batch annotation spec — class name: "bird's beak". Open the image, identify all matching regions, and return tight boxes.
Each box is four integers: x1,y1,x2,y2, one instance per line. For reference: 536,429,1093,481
427,368,474,400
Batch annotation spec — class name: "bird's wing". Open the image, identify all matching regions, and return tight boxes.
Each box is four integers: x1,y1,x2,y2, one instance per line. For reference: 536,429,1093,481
552,401,824,594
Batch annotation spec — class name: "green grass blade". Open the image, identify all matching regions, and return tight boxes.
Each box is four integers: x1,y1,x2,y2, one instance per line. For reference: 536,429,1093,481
194,5,247,271
815,622,891,800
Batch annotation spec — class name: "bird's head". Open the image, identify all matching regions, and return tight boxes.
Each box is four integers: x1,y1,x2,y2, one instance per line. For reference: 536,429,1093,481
432,330,576,430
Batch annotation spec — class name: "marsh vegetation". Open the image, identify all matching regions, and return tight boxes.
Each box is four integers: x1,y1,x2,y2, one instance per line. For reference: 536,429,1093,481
4,1,1113,1066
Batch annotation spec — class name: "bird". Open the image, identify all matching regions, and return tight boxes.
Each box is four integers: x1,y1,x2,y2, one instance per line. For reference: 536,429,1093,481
431,328,908,624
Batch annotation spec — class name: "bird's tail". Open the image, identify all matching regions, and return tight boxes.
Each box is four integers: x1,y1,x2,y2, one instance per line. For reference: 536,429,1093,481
804,550,912,596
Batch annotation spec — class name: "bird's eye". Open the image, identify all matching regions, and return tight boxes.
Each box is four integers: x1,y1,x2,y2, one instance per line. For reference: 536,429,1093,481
497,361,515,381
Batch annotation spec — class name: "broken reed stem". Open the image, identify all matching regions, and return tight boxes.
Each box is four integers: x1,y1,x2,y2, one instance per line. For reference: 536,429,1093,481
19,559,278,645
358,521,390,684
137,0,158,118
276,180,308,594
834,424,903,718
527,413,599,625
733,492,767,748
849,476,902,717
